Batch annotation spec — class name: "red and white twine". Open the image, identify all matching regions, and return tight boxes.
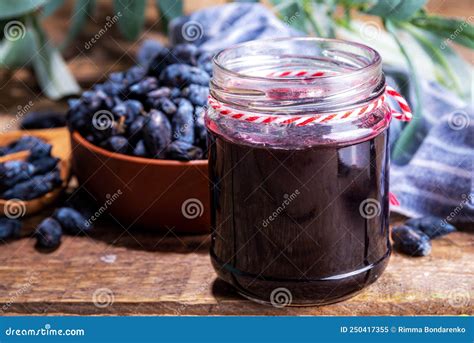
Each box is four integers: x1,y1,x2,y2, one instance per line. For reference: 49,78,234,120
208,69,411,207
208,70,413,126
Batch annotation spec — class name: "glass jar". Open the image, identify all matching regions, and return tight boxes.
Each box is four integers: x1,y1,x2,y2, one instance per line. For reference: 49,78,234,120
206,37,392,306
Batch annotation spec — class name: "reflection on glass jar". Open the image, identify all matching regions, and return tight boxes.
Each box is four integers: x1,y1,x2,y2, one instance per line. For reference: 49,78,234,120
206,38,391,306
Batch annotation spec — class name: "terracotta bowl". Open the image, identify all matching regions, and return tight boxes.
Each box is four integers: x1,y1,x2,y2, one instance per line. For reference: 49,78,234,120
70,131,210,234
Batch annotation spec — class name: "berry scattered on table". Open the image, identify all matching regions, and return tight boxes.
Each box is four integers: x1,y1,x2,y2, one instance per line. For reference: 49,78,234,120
0,218,22,241
53,207,91,235
66,41,211,161
405,216,456,239
35,217,62,249
391,225,432,257
391,216,457,257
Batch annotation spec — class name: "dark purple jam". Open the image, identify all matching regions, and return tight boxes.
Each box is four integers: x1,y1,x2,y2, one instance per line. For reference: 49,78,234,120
208,129,391,305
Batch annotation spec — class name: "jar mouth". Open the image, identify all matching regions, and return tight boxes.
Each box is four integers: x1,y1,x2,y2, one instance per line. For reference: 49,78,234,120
210,37,384,115
213,37,381,83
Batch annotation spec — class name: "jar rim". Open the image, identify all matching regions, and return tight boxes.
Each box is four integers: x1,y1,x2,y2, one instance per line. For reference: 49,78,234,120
213,37,381,82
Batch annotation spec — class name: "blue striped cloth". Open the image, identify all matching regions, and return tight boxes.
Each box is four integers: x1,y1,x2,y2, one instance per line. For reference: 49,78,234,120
168,3,474,223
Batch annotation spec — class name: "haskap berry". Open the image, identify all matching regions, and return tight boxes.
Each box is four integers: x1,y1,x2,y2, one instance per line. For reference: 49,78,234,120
143,109,172,158
391,225,432,257
20,111,66,130
35,217,62,249
0,218,22,241
0,136,61,200
53,207,91,235
405,216,456,239
66,42,210,161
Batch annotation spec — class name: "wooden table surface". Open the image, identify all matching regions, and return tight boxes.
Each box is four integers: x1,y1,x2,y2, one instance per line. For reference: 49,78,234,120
0,211,472,316
0,0,472,316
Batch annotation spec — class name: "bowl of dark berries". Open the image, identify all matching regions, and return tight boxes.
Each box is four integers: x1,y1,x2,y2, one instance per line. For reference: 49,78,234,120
68,41,211,233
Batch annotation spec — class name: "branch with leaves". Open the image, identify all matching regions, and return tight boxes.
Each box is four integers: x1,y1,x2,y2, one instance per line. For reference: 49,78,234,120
270,0,473,162
0,0,184,100
271,0,472,102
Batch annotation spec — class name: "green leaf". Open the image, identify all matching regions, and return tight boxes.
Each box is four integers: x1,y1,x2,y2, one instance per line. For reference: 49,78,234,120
410,16,474,49
386,19,424,164
405,23,471,99
113,0,146,40
60,0,95,50
0,29,35,68
402,23,463,96
41,0,66,17
28,15,80,99
272,0,315,35
385,20,422,115
156,0,183,33
365,0,402,17
0,0,48,19
366,0,426,21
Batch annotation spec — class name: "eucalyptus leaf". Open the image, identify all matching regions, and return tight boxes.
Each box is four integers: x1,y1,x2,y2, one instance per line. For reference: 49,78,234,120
156,0,183,33
271,0,310,34
410,16,474,49
113,0,146,41
41,0,66,18
403,23,463,96
386,19,424,164
0,29,35,68
28,16,80,99
0,0,48,19
60,0,95,50
366,0,426,21
385,19,422,117
365,0,402,18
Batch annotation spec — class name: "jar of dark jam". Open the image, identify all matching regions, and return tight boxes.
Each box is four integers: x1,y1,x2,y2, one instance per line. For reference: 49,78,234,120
206,38,392,306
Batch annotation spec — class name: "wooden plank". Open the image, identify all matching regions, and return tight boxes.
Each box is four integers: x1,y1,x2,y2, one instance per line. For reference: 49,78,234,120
0,215,472,316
